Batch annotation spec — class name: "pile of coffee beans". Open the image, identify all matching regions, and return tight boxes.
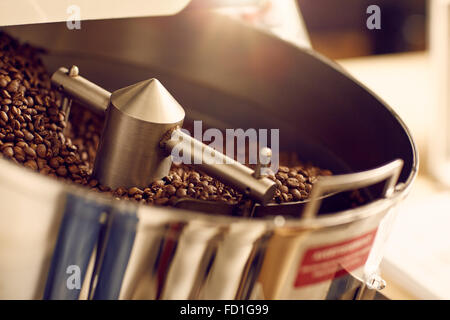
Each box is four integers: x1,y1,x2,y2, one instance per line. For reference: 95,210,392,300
0,32,363,213
0,32,95,184
270,165,331,203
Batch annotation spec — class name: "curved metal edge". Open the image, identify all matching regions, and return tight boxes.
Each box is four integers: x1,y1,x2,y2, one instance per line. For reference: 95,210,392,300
302,159,404,219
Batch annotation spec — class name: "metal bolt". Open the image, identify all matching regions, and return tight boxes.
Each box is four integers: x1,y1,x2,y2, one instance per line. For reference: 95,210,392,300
253,147,272,179
68,65,79,77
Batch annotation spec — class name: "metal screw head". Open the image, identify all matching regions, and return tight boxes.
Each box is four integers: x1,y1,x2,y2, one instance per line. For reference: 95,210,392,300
68,65,79,77
253,147,273,179
260,147,272,163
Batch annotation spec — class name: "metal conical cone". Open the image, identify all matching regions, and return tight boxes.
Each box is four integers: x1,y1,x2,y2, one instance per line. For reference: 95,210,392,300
110,78,185,124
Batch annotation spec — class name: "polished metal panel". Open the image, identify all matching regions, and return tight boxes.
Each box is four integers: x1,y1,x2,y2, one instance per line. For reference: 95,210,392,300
0,11,418,299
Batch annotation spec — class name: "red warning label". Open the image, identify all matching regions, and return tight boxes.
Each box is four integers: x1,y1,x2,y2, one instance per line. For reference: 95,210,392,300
294,229,378,287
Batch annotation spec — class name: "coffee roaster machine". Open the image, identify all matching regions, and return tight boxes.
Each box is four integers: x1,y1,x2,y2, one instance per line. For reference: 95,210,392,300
0,0,417,299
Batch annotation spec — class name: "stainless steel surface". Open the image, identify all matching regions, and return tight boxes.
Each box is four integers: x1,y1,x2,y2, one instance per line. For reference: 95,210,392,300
51,67,110,115
163,129,276,204
0,11,418,299
94,78,185,189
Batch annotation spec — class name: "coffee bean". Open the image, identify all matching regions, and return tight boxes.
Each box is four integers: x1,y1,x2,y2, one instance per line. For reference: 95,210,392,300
291,189,302,201
36,144,46,158
56,166,67,176
128,187,143,196
286,178,300,188
24,160,38,170
113,186,127,196
152,180,165,188
155,197,169,206
13,146,25,162
68,164,79,174
24,146,36,158
165,185,176,196
99,185,110,192
276,172,288,180
0,111,7,122
88,179,99,188
13,130,24,138
49,157,59,168
176,188,187,197
37,158,46,169
305,183,312,192
189,172,201,183
23,129,33,141
2,146,13,157
278,166,289,173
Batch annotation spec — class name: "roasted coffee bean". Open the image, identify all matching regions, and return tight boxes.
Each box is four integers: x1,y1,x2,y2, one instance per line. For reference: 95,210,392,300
2,146,13,157
24,146,36,158
276,172,288,180
291,189,302,201
152,180,165,188
188,172,201,183
128,187,143,196
0,111,7,122
24,159,38,170
13,146,25,162
37,158,47,170
278,166,289,173
99,185,110,192
113,186,126,196
23,129,33,141
165,185,176,196
49,157,59,168
88,179,99,188
68,164,79,174
286,178,299,188
36,144,46,158
6,79,19,93
13,129,24,138
176,188,187,197
56,166,68,176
